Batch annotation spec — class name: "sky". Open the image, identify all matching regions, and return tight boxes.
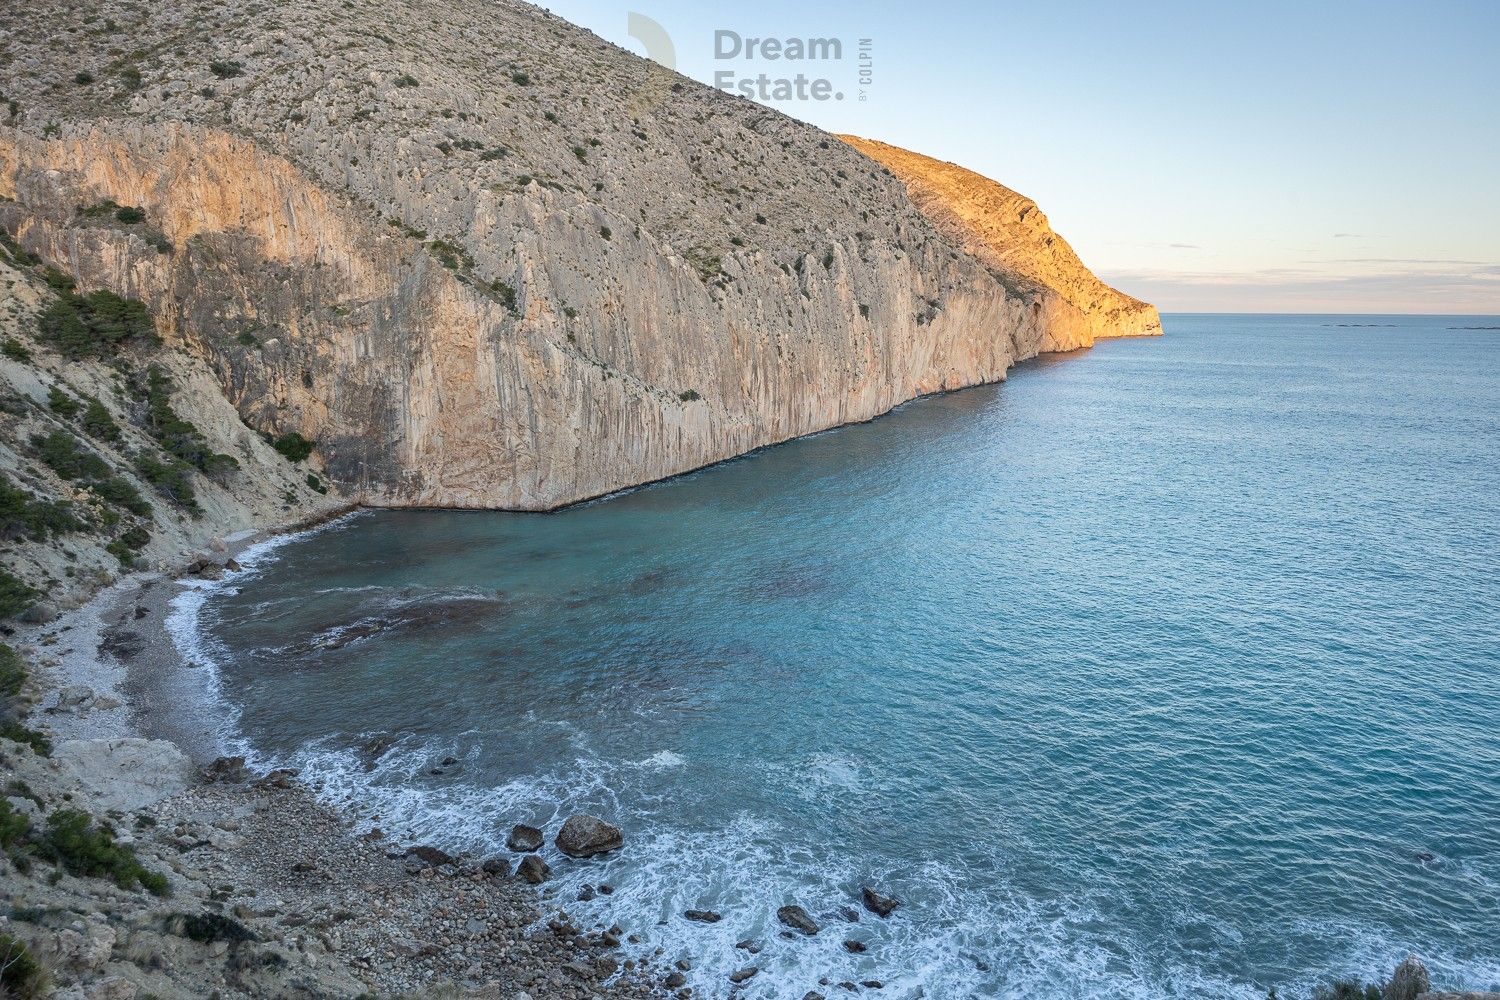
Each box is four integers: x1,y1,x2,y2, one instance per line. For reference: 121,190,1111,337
537,0,1500,314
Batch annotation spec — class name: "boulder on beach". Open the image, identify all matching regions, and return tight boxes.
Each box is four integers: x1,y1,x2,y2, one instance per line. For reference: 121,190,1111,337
777,904,819,936
506,823,544,852
481,856,511,877
203,755,248,783
555,813,623,858
861,885,900,918
517,855,551,884
403,845,456,868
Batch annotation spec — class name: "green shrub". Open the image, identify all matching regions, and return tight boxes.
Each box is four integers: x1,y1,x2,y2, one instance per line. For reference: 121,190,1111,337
134,454,197,510
489,280,517,312
38,288,155,359
305,473,326,495
31,429,110,482
141,366,238,478
0,568,39,620
114,205,145,224
170,911,255,944
0,230,39,267
424,239,472,271
0,796,31,847
271,432,314,462
0,930,45,998
74,71,95,85
81,397,121,442
2,338,31,361
106,524,151,564
510,70,531,85
36,809,170,895
1,473,86,541
47,386,80,417
600,226,612,241
678,389,701,402
0,719,51,755
208,60,243,79
90,475,150,516
393,73,419,88
0,644,25,699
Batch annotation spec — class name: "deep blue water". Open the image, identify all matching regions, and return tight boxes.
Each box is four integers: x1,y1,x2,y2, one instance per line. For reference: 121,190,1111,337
180,315,1500,998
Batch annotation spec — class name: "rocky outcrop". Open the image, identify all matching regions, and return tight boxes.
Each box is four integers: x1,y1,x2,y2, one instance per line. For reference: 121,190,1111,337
837,135,1162,351
0,0,1158,513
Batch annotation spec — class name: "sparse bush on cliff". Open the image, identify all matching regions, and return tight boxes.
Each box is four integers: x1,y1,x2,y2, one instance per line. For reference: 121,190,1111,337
47,385,80,417
141,366,239,478
0,719,51,756
135,453,198,510
0,230,39,268
679,389,701,402
37,285,156,359
489,280,518,313
0,569,40,620
271,431,315,463
209,60,243,79
0,643,26,699
29,429,149,517
2,338,32,361
36,809,171,895
0,929,46,999
425,239,473,271
81,397,122,442
1,472,86,541
106,524,151,566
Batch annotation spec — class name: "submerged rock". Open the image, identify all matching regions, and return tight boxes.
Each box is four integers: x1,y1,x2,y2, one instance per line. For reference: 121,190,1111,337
506,823,544,852
777,904,819,936
683,910,722,924
861,885,900,918
729,966,758,984
555,814,623,858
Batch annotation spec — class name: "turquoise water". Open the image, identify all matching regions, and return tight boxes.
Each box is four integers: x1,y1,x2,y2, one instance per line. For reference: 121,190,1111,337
182,315,1500,998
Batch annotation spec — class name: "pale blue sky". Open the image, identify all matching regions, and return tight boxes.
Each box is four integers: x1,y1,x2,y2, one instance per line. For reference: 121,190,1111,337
539,0,1500,313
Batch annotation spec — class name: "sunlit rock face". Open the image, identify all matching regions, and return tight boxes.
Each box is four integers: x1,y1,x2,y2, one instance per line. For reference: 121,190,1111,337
0,0,1156,510
838,135,1162,352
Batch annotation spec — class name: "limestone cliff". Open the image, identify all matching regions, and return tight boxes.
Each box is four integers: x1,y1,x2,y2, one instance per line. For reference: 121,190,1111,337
0,0,1158,512
838,136,1161,351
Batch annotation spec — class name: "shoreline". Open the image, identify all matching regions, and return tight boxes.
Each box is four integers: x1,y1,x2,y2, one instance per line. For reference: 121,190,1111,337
6,506,671,1000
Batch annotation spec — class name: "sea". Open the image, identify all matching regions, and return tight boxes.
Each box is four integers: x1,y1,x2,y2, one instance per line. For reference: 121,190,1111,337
167,314,1500,998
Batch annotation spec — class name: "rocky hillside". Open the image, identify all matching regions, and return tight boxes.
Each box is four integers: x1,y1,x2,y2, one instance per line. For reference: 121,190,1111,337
0,246,344,615
838,136,1161,349
0,0,1157,512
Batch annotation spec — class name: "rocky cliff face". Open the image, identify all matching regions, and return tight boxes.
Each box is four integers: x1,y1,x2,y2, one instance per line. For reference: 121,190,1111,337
838,136,1161,351
0,0,1158,511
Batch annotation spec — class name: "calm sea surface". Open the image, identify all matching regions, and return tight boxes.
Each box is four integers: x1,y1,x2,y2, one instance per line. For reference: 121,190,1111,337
178,315,1500,998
